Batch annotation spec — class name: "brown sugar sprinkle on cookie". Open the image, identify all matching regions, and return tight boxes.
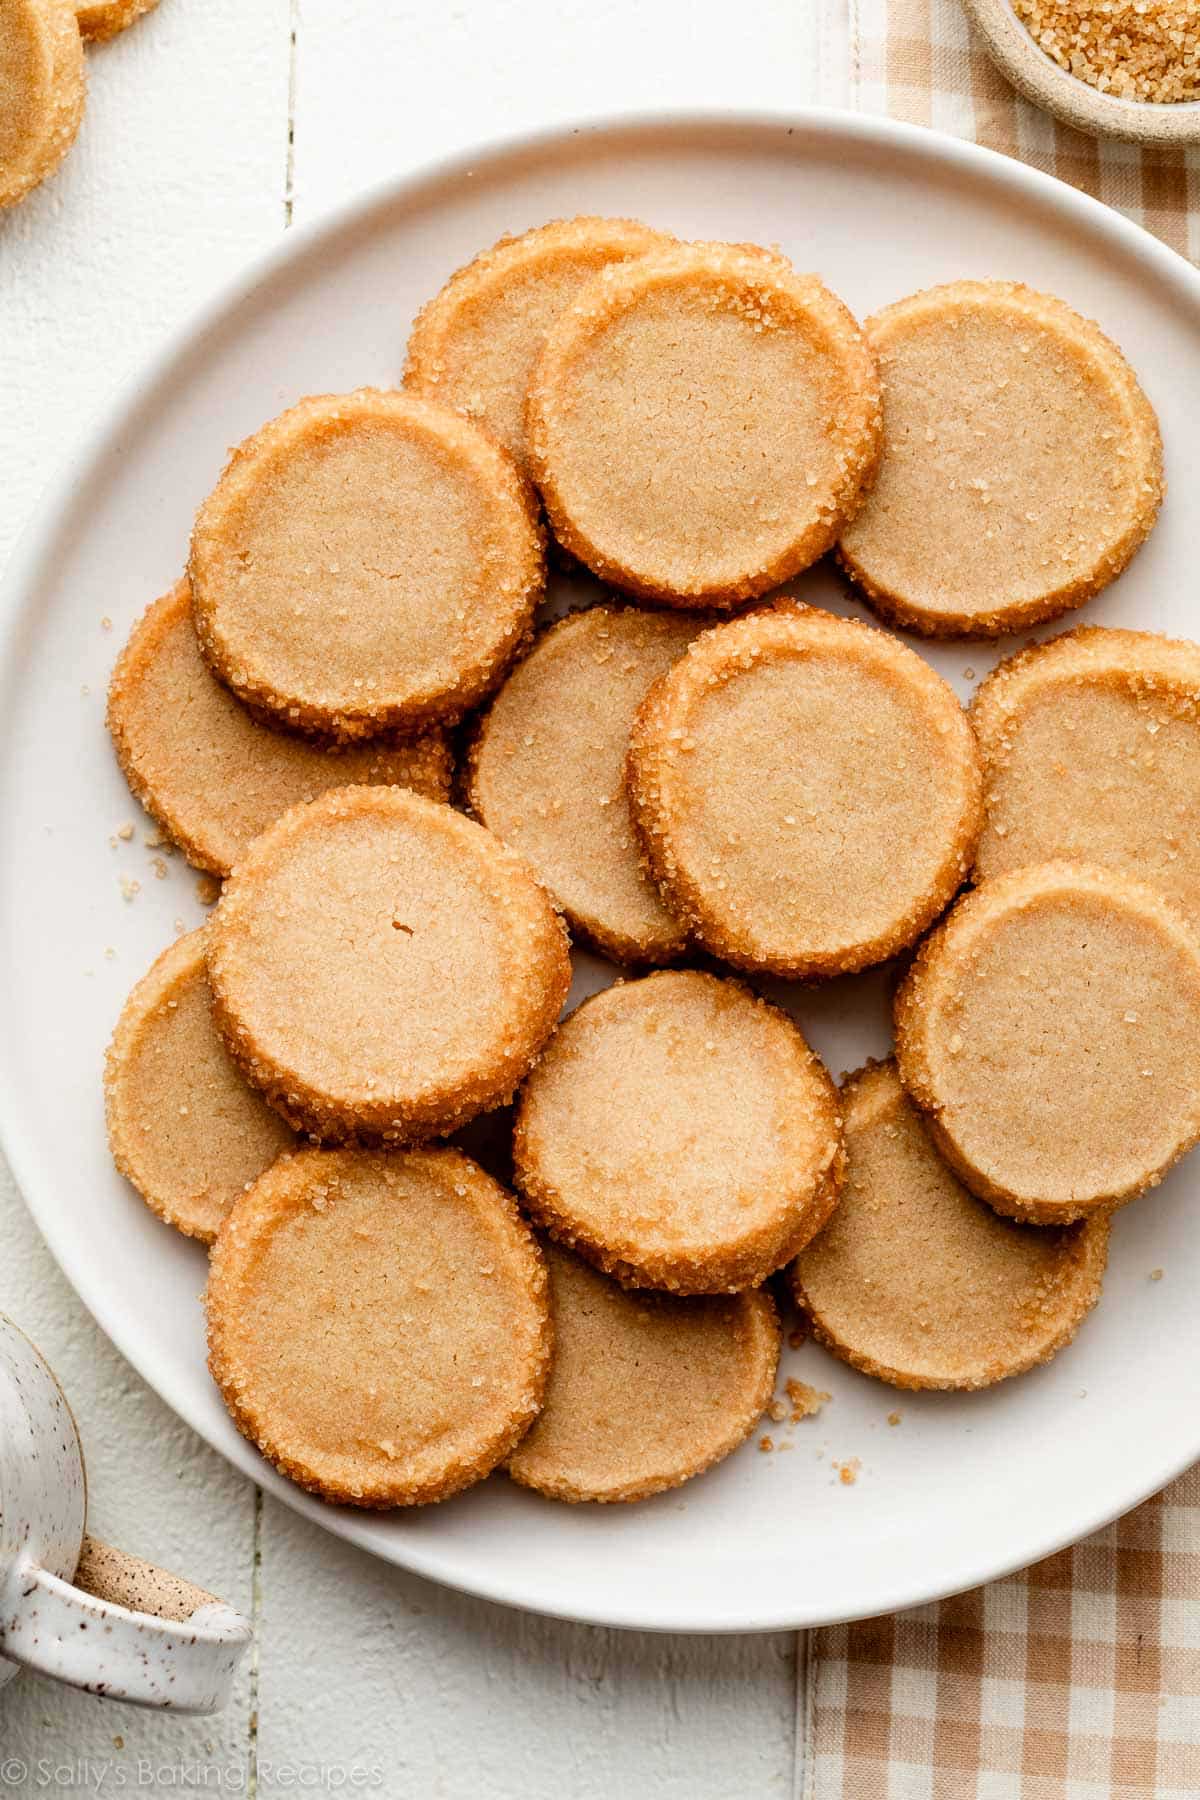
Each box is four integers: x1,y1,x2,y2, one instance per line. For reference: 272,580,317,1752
404,215,673,477
189,389,544,742
838,281,1163,638
527,241,881,606
792,1061,1109,1390
507,1242,780,1504
895,863,1200,1223
466,606,698,964
971,626,1200,925
513,969,844,1295
105,930,295,1243
0,0,86,210
626,604,982,979
75,0,158,42
206,1146,550,1507
206,786,571,1145
107,581,453,878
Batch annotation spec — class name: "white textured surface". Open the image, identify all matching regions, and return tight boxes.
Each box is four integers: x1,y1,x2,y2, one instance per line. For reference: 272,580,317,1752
0,1,835,1789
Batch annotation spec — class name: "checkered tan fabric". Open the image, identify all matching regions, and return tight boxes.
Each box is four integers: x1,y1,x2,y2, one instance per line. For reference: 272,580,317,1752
808,1462,1200,1796
806,12,1200,1791
848,0,1200,260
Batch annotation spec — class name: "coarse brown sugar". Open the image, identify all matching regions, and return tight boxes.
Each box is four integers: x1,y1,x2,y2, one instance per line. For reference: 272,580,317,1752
1013,0,1199,104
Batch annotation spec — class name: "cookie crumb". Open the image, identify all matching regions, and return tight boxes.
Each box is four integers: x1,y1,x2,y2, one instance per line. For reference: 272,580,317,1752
758,1435,774,1453
1150,1267,1164,1281
787,1327,807,1350
117,822,135,841
835,1457,861,1486
120,876,140,901
786,1377,830,1423
887,1410,902,1427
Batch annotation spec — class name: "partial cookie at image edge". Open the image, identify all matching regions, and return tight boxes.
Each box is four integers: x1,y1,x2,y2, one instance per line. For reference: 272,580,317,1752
0,0,86,211
75,0,159,43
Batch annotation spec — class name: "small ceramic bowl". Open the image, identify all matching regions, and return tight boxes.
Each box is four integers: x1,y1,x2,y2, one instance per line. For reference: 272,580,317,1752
962,0,1200,145
0,1313,250,1713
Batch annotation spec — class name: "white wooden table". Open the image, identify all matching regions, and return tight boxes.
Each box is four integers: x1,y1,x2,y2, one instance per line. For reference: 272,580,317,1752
0,5,854,1790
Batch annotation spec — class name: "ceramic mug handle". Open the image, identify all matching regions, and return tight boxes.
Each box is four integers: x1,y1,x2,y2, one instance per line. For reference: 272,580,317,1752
1,1536,251,1713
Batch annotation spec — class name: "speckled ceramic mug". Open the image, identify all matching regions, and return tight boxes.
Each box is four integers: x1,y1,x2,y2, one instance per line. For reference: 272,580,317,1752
0,1314,251,1712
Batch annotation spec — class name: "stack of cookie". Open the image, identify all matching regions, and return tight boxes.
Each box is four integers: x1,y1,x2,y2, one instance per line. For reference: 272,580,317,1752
104,216,1200,1511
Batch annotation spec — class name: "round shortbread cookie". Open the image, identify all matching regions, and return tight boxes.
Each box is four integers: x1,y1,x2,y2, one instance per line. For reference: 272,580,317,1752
792,1061,1109,1391
838,281,1163,637
75,0,157,42
508,1241,780,1503
972,626,1200,923
526,242,881,606
466,606,697,963
107,581,452,877
513,969,844,1294
627,604,982,978
403,215,672,477
0,0,85,210
189,389,544,741
105,930,294,1243
206,786,571,1144
206,1146,550,1507
895,862,1200,1223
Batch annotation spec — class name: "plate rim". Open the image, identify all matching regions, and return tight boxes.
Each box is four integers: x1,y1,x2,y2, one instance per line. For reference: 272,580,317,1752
5,105,1200,1634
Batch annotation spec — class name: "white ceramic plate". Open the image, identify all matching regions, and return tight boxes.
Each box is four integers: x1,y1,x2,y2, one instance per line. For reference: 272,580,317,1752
4,111,1199,1635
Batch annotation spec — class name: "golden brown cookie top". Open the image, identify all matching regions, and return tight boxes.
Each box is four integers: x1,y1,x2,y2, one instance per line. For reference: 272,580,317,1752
206,1146,550,1506
466,606,697,964
792,1061,1109,1390
206,786,571,1144
189,388,544,741
838,280,1163,637
527,241,881,605
627,604,982,978
404,215,672,476
105,929,295,1243
508,1241,780,1503
895,861,1200,1222
0,0,85,209
972,625,1200,920
107,581,453,877
513,968,844,1294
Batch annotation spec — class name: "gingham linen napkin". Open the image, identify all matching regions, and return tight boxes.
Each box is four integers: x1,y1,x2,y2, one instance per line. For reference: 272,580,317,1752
805,1466,1200,1796
803,6,1200,1794
844,0,1200,259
